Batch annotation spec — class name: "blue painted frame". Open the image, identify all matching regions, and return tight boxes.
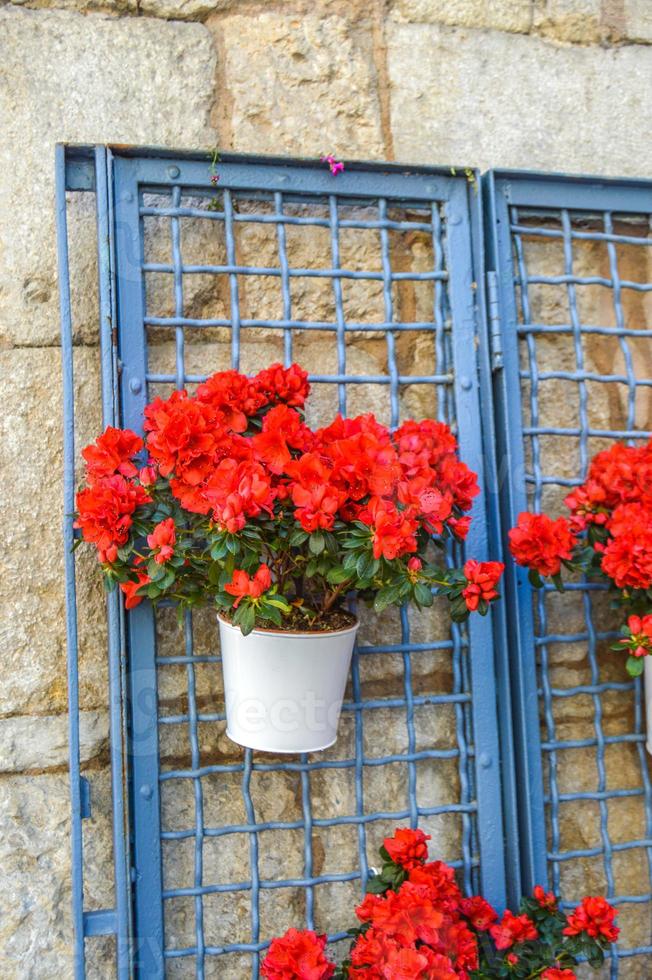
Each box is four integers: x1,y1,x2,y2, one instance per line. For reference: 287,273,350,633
486,169,652,977
109,149,508,974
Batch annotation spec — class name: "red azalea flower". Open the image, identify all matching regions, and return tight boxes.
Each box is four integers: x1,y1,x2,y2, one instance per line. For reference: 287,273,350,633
75,475,151,563
380,945,457,980
139,464,158,487
147,517,176,564
355,882,444,947
601,503,652,590
196,368,266,431
204,458,275,532
564,480,609,532
506,952,519,966
398,474,452,535
261,928,334,980
254,362,310,408
408,861,462,911
619,614,652,658
490,911,538,950
563,896,619,943
541,969,576,979
436,916,479,974
285,454,342,532
224,564,272,608
384,827,431,870
82,426,143,479
358,497,418,561
144,390,222,485
533,884,557,910
508,512,577,577
252,404,311,474
462,560,504,611
437,455,480,513
448,515,472,540
585,441,652,511
460,895,498,931
120,571,151,609
348,930,457,980
394,418,458,476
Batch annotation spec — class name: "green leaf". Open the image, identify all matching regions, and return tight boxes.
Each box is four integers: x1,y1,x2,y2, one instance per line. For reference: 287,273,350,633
627,655,645,677
289,528,309,547
528,568,544,589
309,532,325,555
326,567,352,585
414,582,434,607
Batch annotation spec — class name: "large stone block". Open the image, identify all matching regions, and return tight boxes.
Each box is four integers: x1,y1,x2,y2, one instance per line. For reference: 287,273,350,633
388,22,652,177
532,0,607,43
0,346,108,715
625,0,652,42
0,711,108,772
0,769,114,978
0,6,216,347
391,0,532,33
213,11,384,158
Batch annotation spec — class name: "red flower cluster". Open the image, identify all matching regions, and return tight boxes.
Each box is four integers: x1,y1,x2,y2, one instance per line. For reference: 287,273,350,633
508,439,652,677
75,473,150,563
262,828,618,980
508,512,577,578
76,362,503,626
461,560,504,612
384,827,431,871
261,928,334,980
225,564,272,608
489,910,538,950
563,896,619,944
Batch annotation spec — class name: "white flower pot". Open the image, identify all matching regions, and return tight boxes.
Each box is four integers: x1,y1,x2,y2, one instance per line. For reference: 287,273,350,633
645,657,652,755
217,615,359,753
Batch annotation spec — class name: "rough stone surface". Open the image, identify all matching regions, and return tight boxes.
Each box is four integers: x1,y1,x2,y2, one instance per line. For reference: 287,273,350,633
388,23,652,176
625,0,652,42
215,11,385,158
0,6,217,347
138,0,219,18
532,0,607,43
0,711,108,773
391,0,532,32
0,346,107,716
0,769,114,978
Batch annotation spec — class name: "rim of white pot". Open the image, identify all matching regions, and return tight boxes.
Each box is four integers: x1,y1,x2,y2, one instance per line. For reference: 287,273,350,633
217,613,359,638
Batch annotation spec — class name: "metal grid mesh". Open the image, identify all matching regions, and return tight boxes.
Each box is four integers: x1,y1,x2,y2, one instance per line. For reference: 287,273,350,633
138,181,482,975
510,203,652,977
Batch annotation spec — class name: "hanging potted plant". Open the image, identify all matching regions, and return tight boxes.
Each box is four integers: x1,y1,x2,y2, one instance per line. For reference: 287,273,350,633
508,440,652,753
75,363,503,753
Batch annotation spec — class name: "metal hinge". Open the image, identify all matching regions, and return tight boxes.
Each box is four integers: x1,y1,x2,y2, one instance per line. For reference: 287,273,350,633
80,775,92,819
486,270,503,372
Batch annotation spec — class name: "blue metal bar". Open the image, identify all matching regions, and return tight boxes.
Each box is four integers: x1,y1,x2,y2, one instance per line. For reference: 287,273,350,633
142,260,448,282
94,144,133,978
113,156,165,977
483,171,548,890
446,178,507,907
55,142,86,980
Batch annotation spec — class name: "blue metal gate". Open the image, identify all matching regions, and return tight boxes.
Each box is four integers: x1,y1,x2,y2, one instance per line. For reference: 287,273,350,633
486,170,652,978
57,147,652,978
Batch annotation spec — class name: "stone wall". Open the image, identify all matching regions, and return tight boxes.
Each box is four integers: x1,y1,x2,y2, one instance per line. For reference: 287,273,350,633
0,0,651,976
